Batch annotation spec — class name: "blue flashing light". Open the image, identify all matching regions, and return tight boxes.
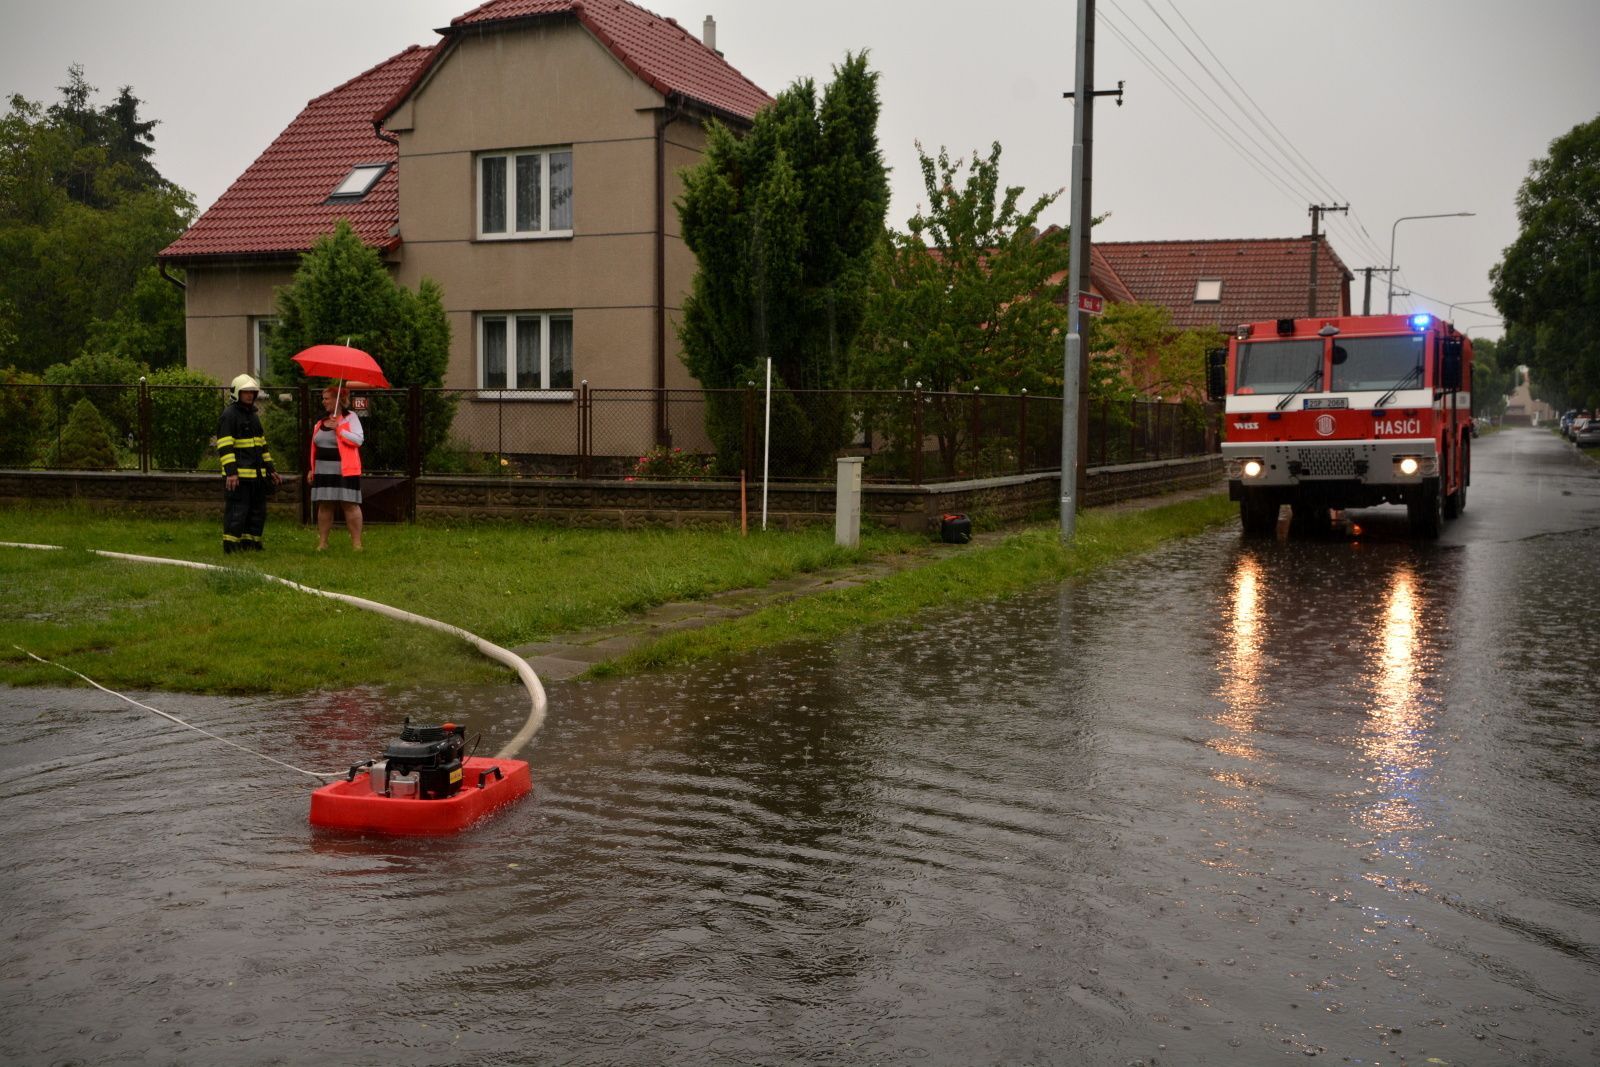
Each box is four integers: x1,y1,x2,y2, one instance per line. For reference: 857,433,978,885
1410,313,1432,331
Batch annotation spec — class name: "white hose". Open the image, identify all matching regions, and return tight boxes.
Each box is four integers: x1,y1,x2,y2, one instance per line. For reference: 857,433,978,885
3,543,547,760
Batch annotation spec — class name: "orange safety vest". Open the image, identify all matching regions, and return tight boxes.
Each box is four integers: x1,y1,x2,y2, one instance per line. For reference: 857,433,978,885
310,414,363,477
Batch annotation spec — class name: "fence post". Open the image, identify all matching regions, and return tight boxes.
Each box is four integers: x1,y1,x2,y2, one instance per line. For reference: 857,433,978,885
578,380,590,479
743,383,756,476
1017,389,1028,474
911,386,924,486
970,386,981,475
138,377,150,473
407,386,422,522
297,383,311,526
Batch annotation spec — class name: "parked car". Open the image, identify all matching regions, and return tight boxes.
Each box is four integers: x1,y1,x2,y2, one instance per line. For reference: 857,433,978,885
1566,412,1593,440
1559,409,1578,437
1576,419,1600,448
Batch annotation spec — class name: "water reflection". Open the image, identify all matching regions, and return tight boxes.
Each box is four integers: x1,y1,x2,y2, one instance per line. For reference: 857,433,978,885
1357,564,1438,853
1213,550,1266,762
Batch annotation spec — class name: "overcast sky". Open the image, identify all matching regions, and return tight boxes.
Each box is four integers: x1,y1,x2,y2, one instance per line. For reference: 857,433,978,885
6,0,1598,339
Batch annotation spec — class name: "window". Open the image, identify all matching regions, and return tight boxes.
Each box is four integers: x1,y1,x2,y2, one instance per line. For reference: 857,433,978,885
1194,278,1223,302
478,149,573,238
327,163,388,202
1234,338,1323,395
479,312,574,394
252,317,279,379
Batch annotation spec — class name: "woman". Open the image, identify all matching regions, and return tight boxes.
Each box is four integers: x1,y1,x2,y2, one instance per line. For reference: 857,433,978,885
306,385,364,549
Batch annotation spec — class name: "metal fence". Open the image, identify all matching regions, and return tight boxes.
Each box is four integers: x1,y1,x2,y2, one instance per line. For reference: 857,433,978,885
0,380,1219,484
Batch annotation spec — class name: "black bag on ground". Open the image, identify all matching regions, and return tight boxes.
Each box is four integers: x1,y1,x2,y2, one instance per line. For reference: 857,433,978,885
940,513,972,544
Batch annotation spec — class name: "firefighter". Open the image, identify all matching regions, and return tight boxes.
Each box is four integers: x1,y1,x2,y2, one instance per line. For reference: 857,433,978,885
216,374,283,553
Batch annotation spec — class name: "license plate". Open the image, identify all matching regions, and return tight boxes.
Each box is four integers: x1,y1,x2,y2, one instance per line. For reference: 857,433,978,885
1304,398,1348,409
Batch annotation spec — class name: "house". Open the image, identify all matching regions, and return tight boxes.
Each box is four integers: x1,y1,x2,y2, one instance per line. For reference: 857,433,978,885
158,0,770,449
1093,236,1352,329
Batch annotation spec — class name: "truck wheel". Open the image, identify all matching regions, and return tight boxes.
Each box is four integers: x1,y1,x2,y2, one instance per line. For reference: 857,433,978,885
1408,483,1443,539
1239,496,1278,538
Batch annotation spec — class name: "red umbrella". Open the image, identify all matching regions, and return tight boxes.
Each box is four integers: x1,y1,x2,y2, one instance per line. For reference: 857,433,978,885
290,344,392,389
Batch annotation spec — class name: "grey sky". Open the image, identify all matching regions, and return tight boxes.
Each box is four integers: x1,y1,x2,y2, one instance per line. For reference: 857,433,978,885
6,0,1598,339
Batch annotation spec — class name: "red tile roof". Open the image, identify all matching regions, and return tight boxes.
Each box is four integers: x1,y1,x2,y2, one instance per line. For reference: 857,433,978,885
159,45,435,263
384,0,771,124
1044,246,1138,307
1095,237,1352,330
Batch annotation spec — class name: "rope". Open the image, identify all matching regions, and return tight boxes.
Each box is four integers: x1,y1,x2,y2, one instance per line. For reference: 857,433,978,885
4,543,547,763
14,646,342,781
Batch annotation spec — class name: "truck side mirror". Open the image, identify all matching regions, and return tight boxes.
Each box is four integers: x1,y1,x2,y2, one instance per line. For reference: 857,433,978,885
1441,337,1463,391
1205,348,1228,401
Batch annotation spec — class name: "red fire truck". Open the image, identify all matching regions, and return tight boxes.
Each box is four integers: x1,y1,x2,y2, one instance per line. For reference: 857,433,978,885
1205,312,1474,538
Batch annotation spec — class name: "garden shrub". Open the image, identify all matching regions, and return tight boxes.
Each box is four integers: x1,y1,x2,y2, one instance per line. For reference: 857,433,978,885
54,397,119,469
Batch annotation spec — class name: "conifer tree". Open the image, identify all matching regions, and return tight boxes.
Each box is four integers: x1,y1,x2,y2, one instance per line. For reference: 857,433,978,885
678,52,888,475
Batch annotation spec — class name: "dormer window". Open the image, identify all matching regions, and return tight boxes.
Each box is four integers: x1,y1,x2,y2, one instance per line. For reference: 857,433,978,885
327,164,389,202
1194,278,1223,303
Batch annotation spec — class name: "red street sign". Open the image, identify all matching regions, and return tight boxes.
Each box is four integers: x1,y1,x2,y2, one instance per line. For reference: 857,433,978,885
1078,292,1104,315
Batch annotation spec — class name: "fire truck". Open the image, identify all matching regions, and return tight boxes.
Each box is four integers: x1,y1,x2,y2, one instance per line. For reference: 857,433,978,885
1205,312,1474,538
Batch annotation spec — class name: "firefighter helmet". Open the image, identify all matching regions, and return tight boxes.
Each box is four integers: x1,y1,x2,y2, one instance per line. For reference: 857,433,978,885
230,374,261,402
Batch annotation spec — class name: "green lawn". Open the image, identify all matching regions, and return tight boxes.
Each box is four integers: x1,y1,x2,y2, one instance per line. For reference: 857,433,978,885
0,495,1235,694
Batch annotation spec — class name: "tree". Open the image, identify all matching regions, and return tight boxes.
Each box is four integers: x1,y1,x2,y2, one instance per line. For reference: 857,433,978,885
679,52,888,475
1490,114,1600,408
848,143,1068,476
266,220,454,469
853,142,1069,396
0,69,195,373
146,365,221,469
1088,302,1221,401
1466,335,1515,420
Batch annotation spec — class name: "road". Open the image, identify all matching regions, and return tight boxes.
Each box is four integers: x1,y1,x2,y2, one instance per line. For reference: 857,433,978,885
3,427,1598,1065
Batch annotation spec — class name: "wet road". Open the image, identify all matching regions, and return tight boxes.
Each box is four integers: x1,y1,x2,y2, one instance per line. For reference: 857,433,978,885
3,427,1599,1065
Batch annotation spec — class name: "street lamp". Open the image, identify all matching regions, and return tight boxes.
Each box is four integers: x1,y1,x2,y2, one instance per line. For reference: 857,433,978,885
1447,298,1496,321
1387,212,1475,313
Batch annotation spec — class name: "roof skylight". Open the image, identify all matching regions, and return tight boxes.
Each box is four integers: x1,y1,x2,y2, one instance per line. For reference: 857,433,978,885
328,164,389,201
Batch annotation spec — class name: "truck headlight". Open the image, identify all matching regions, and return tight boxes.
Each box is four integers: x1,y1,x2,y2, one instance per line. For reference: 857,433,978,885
1241,459,1264,479
1396,455,1420,476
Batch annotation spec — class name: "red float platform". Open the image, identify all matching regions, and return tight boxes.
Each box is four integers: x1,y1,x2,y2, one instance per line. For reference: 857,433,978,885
309,756,531,835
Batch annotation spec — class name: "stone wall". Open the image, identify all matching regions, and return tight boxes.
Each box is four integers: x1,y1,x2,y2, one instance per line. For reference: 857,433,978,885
0,457,1223,534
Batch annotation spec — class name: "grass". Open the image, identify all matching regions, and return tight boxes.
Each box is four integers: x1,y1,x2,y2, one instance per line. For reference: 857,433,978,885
0,495,1235,694
590,494,1237,677
0,503,926,693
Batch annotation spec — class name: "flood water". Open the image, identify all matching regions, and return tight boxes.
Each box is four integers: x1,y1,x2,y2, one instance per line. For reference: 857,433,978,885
4,429,1599,1065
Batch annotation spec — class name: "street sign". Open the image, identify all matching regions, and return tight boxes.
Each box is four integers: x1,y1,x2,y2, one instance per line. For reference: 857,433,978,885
1078,292,1104,315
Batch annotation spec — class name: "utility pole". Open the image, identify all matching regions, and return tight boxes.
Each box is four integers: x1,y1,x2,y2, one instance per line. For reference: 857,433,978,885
1061,0,1123,542
1306,203,1347,316
1356,266,1396,315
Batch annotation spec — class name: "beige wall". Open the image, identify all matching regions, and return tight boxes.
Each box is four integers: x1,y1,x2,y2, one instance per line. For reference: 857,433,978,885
182,263,294,383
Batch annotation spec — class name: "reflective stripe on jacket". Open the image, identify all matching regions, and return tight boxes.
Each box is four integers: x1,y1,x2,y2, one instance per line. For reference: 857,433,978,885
217,402,274,479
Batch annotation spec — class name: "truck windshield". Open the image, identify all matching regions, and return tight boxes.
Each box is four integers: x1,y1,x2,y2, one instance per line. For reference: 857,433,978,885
1235,338,1323,394
1330,334,1426,392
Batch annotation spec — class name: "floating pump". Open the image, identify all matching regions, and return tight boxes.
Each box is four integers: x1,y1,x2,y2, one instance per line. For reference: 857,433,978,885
309,718,531,835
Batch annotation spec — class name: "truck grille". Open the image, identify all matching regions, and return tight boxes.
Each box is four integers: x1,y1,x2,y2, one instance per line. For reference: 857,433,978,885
1293,447,1358,477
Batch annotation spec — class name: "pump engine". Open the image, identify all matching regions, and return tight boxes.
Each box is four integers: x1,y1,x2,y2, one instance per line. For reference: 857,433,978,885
361,719,466,799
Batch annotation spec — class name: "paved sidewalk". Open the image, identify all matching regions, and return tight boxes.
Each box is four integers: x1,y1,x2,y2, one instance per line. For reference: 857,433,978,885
511,484,1226,681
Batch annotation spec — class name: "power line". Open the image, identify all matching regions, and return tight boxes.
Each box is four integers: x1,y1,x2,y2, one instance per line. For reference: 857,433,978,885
1104,0,1393,269
1094,7,1309,211
1101,0,1328,209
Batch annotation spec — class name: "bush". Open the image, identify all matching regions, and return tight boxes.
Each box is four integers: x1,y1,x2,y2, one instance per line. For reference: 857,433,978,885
0,367,54,466
42,351,147,441
53,398,119,469
146,367,221,469
631,445,714,481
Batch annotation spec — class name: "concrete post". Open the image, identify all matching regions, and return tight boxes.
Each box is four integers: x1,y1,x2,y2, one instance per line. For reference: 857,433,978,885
835,456,864,548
